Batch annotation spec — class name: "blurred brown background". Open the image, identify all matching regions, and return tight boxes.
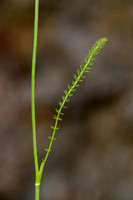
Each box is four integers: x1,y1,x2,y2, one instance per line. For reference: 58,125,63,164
0,0,133,200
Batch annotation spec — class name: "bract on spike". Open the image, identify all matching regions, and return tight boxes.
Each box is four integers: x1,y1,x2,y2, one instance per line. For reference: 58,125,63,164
55,108,59,113
58,117,62,120
72,81,75,86
48,136,56,140
64,90,68,95
84,70,89,73
51,125,55,130
74,74,77,80
85,57,88,63
68,93,73,97
86,67,91,70
59,101,62,107
72,88,76,92
77,70,80,75
45,148,51,152
68,84,71,90
53,115,57,120
62,96,65,101
80,65,83,71
65,99,69,103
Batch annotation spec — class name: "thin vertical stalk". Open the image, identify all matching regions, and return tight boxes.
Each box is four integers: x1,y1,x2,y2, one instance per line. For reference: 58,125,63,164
31,0,39,185
35,184,40,200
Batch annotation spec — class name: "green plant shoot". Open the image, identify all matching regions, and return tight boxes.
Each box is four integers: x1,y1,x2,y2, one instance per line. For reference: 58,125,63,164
31,0,108,200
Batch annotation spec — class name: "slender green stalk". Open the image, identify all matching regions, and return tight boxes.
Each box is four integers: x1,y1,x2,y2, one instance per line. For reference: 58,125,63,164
35,184,40,200
31,0,40,200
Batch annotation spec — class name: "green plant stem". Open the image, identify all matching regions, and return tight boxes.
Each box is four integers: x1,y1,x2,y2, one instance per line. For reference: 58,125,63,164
35,184,40,200
31,0,40,200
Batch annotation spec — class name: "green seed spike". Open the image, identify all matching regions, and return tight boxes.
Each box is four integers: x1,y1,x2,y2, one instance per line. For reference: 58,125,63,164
40,37,108,182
